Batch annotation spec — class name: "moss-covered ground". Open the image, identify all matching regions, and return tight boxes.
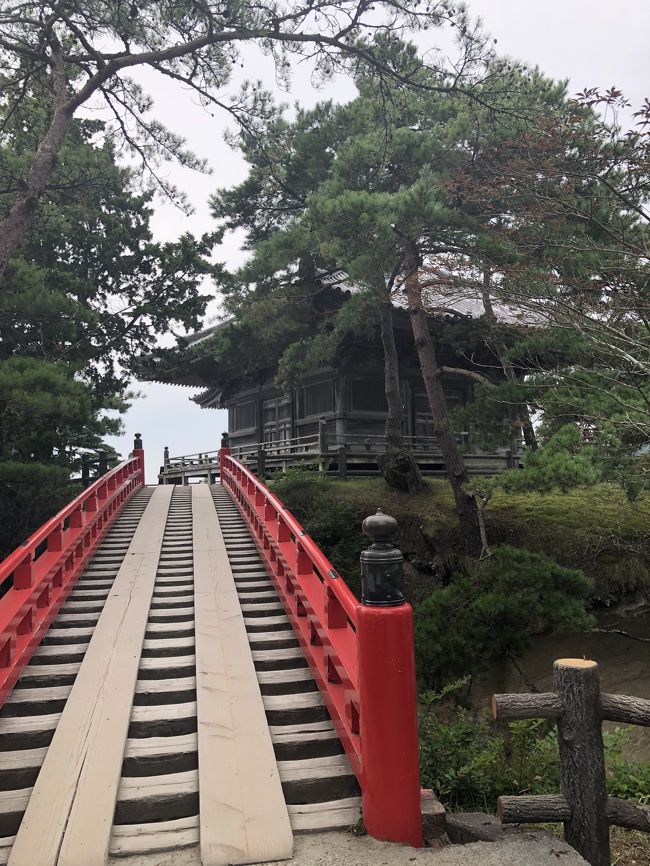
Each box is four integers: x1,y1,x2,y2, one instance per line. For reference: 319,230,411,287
271,474,650,602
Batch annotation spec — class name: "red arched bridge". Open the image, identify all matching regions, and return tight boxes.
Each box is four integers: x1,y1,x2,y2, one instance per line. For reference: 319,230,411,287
0,436,424,866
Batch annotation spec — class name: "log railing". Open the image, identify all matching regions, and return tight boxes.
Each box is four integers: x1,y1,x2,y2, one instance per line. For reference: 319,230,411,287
493,658,650,866
220,448,423,847
0,435,145,706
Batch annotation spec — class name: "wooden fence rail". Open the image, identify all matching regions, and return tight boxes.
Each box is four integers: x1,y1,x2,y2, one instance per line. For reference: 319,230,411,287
493,658,650,866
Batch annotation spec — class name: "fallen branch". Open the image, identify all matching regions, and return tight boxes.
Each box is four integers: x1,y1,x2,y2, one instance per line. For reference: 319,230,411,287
590,627,650,644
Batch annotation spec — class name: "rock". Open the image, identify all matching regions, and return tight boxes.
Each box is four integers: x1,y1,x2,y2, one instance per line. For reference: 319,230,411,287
420,789,446,840
445,812,504,844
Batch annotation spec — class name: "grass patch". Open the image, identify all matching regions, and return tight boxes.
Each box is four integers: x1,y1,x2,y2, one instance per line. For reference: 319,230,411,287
610,826,650,865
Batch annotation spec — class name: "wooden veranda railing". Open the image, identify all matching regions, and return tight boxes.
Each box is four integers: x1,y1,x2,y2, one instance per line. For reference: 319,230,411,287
0,436,145,705
493,658,650,866
220,447,423,847
159,424,519,483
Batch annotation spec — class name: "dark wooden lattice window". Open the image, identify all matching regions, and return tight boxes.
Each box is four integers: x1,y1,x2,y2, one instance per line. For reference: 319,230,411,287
350,378,388,412
230,400,257,431
414,388,464,438
298,381,334,418
263,398,292,442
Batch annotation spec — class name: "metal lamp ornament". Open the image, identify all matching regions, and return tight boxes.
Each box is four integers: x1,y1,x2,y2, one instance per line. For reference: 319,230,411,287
360,509,405,606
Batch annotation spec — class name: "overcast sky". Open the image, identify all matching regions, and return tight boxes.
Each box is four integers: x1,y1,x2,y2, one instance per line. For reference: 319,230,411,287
104,0,650,481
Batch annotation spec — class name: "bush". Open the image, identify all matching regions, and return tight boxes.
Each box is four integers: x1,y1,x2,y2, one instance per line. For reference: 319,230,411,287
605,728,650,805
270,470,366,595
420,693,650,813
415,546,595,688
419,681,560,811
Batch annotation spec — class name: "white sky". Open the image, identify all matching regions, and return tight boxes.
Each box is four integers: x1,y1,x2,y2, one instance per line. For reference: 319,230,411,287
104,0,650,480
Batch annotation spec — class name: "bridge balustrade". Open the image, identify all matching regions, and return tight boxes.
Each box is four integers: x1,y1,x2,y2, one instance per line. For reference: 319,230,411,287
0,438,145,705
220,447,423,847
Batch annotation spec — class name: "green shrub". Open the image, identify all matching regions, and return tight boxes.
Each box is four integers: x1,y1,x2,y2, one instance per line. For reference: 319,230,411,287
419,682,560,811
269,465,323,500
270,470,366,595
604,728,650,805
415,546,595,688
420,699,650,813
420,707,508,811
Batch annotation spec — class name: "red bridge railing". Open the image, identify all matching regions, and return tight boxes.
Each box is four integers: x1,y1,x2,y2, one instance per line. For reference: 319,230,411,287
220,449,422,847
0,437,145,705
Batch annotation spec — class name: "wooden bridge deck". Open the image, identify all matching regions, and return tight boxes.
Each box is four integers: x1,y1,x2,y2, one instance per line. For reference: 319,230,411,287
0,485,360,866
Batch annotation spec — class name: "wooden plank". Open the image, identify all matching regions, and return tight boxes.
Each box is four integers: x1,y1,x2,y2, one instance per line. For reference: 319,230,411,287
147,606,194,618
8,485,173,866
268,721,334,737
19,663,81,681
251,647,304,661
117,769,198,801
109,817,199,857
130,701,197,724
138,655,195,672
0,713,60,737
256,669,313,685
277,754,352,782
0,748,47,771
192,485,293,866
146,620,195,634
261,693,323,711
134,676,196,695
142,635,195,652
247,630,295,643
4,686,72,704
124,733,196,760
31,644,88,657
287,797,361,832
240,603,285,613
0,837,14,866
0,789,31,815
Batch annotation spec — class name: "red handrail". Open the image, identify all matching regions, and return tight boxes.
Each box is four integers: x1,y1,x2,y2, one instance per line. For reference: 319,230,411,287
0,446,145,705
220,449,422,847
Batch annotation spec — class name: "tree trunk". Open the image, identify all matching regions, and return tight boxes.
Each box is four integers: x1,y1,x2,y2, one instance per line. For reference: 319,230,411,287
481,271,538,451
0,104,74,278
380,302,403,450
519,411,538,452
378,299,423,493
403,245,482,556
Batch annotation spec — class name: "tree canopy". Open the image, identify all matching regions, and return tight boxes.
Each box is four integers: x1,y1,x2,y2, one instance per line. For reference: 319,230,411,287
0,96,212,553
207,50,649,550
0,0,506,275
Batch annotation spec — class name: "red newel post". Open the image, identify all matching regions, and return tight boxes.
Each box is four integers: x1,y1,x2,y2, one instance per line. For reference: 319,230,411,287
219,431,231,482
133,433,145,483
357,510,422,847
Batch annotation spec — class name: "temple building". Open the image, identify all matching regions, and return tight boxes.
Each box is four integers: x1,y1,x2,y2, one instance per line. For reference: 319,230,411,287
140,273,533,478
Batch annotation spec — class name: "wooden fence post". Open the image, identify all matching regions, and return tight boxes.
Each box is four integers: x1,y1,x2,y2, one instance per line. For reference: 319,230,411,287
493,658,617,866
554,659,610,866
318,417,329,472
257,447,266,478
338,444,348,480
